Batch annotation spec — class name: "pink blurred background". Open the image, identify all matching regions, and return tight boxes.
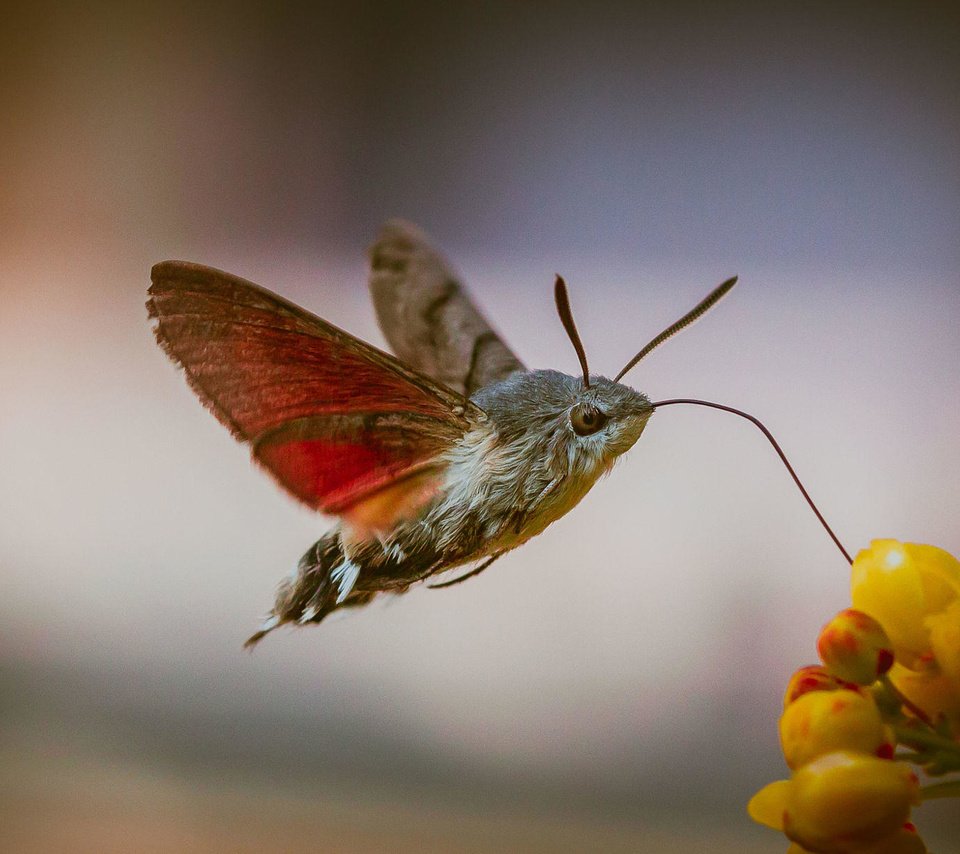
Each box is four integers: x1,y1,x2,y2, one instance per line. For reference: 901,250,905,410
2,3,958,851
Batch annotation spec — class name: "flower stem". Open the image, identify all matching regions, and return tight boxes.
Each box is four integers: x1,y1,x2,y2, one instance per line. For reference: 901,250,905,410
920,780,960,800
892,724,960,754
880,674,934,727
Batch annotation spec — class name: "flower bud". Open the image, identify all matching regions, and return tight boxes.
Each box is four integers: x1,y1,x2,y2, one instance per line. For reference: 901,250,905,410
783,664,866,708
817,609,894,685
780,690,888,770
783,752,919,851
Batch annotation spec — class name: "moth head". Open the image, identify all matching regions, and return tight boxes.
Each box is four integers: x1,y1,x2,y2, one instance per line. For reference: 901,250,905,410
565,375,653,458
552,273,737,457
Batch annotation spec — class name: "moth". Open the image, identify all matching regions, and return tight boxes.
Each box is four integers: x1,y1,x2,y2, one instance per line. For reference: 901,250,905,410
148,220,736,646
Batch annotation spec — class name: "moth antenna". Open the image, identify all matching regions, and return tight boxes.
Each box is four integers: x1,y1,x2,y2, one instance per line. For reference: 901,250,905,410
554,275,591,388
651,397,853,565
615,276,738,382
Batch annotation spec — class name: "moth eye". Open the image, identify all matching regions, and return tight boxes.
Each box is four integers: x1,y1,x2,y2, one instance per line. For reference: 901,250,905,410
570,403,608,436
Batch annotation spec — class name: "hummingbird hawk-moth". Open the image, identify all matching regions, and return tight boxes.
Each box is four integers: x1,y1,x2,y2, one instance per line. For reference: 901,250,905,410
148,220,737,646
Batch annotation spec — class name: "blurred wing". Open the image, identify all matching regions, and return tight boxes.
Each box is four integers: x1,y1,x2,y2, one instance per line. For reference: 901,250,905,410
368,220,524,397
148,261,480,514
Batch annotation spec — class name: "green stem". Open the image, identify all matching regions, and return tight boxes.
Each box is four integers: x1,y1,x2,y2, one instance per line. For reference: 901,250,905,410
892,724,960,754
894,751,926,763
920,780,960,800
879,674,934,726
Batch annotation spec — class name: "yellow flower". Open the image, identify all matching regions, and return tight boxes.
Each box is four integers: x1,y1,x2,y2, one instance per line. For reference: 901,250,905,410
773,752,918,851
851,540,960,669
779,690,888,770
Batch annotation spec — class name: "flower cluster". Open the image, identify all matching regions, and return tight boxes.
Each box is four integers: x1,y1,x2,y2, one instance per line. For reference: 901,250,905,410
749,540,960,853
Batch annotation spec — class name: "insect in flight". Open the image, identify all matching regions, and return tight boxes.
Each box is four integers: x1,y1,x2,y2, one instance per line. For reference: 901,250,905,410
148,220,738,646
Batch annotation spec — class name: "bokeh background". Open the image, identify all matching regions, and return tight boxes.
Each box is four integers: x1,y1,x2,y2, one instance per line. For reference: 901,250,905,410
2,2,959,851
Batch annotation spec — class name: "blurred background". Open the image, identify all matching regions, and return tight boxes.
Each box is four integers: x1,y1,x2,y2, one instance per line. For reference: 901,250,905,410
2,2,959,851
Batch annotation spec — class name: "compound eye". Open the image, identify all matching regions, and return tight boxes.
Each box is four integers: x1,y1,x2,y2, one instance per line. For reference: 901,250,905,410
570,403,608,436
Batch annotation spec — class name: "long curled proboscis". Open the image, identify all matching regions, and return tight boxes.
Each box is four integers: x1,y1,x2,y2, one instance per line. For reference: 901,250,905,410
651,397,853,565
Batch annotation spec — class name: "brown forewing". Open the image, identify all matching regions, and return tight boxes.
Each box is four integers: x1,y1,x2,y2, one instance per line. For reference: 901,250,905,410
368,220,524,398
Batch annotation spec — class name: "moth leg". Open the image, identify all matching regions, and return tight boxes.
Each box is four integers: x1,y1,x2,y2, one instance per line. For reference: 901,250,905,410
427,553,502,589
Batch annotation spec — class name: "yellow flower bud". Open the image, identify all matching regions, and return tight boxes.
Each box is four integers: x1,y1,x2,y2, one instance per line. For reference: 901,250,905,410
817,609,894,685
851,540,960,668
780,690,888,770
784,665,867,708
783,752,919,851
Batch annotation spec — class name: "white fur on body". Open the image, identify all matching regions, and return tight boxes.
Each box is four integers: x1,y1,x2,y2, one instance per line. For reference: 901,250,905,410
322,420,616,605
341,370,651,596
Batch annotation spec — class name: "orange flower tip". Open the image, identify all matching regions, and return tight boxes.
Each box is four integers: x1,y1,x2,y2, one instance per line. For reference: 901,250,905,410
784,665,866,708
875,743,895,760
878,649,895,675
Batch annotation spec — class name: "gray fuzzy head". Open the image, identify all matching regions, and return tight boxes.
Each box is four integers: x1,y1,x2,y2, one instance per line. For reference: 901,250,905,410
472,369,653,479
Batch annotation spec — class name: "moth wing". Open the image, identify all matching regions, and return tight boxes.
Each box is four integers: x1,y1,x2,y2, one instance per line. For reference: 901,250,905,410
148,261,480,516
368,220,524,398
